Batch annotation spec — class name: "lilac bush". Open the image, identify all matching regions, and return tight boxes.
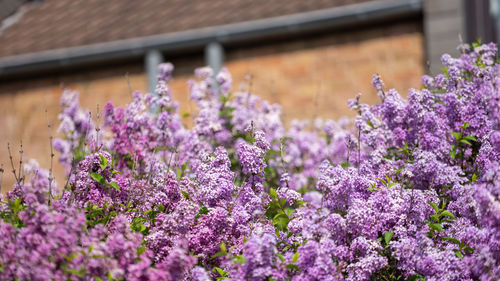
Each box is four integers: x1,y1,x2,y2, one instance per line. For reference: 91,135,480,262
1,42,500,280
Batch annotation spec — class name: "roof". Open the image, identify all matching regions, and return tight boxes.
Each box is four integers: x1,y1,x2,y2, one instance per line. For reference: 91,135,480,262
0,0,374,58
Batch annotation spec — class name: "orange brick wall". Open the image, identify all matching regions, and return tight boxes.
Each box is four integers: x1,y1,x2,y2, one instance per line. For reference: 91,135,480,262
0,65,146,193
0,23,424,192
225,22,424,123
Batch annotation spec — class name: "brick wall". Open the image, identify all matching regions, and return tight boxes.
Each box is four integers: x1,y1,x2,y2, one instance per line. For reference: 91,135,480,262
0,21,424,192
226,20,424,123
0,63,146,193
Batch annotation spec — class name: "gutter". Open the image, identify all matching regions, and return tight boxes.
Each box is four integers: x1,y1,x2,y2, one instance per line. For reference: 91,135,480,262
0,0,422,77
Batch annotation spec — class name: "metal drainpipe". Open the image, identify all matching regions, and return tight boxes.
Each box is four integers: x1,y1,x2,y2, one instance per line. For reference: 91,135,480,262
490,0,500,45
205,42,224,93
205,42,224,74
145,49,164,94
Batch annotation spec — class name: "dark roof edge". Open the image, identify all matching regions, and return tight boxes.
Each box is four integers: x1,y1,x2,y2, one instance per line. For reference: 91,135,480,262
0,0,422,76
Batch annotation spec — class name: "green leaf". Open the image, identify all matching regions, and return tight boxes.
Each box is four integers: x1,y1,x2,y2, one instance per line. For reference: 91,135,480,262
65,268,85,277
279,198,286,207
64,252,79,262
269,188,277,200
464,246,474,254
439,210,456,220
429,223,443,232
384,231,393,245
219,242,227,254
211,252,226,259
441,236,461,245
274,213,289,221
460,139,472,146
137,246,146,255
408,274,425,281
292,252,299,263
460,122,470,129
157,204,165,212
180,190,190,199
286,264,301,272
99,154,108,170
109,181,120,192
233,255,247,264
90,173,106,184
453,249,463,260
213,267,226,276
450,149,457,159
428,201,439,213
463,135,477,141
450,131,462,140
194,206,209,221
471,173,478,182
377,177,387,185
276,253,285,263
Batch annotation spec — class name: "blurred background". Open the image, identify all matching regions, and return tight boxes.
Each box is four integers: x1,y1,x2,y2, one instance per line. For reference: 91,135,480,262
0,0,499,190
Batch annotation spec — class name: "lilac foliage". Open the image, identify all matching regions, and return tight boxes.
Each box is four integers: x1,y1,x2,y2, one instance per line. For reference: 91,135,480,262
1,43,500,280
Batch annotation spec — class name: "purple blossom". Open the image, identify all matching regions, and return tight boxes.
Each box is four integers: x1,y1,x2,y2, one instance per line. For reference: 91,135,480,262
2,43,500,280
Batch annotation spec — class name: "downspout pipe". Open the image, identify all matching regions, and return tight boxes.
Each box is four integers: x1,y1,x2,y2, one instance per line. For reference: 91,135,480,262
145,49,163,93
205,42,224,74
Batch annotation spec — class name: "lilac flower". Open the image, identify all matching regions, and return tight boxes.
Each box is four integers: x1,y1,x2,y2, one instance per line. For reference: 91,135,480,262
2,43,500,280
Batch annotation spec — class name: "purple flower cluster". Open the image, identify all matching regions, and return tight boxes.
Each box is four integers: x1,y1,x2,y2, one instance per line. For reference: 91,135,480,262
2,43,500,280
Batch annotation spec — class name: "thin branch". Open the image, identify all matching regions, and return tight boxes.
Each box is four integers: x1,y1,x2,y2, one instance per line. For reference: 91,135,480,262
279,138,290,188
84,112,92,155
62,133,77,199
0,164,4,194
247,73,254,95
166,145,178,173
131,152,139,179
62,156,75,201
125,72,133,97
311,81,321,127
95,104,101,152
18,140,24,184
46,110,55,203
346,141,350,166
7,143,20,185
357,128,361,175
